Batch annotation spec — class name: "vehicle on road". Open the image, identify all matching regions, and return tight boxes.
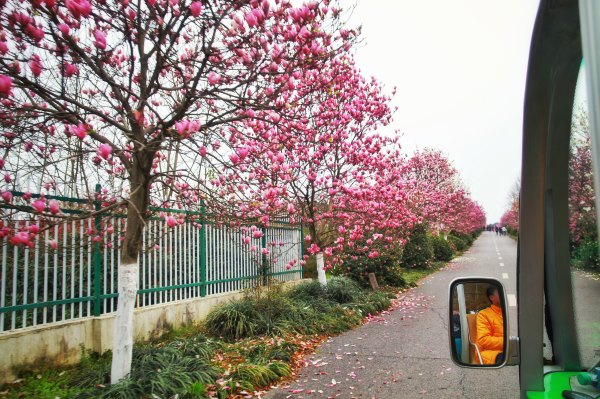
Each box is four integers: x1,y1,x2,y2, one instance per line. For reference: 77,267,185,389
448,0,600,398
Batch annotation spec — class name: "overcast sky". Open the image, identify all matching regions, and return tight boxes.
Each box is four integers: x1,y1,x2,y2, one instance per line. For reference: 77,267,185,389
348,0,541,223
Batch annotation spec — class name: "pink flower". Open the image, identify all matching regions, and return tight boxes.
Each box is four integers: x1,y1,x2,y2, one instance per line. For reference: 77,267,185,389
65,0,91,18
48,200,60,214
298,26,310,40
0,42,8,54
207,71,220,85
63,63,78,77
58,23,70,35
29,55,43,77
261,248,270,255
47,239,58,250
242,236,251,244
190,1,202,17
238,147,249,159
229,153,239,164
97,144,112,159
32,199,45,213
175,120,189,136
253,230,263,239
28,225,40,234
94,30,107,50
1,191,12,203
198,146,207,157
70,123,88,139
11,232,30,246
166,216,177,228
245,12,258,27
0,75,12,98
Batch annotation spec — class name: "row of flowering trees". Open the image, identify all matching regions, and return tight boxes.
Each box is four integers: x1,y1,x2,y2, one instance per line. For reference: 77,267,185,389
499,109,596,247
0,0,485,383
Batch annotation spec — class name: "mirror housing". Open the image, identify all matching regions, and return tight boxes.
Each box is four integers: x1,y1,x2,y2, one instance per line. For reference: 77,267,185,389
448,277,510,368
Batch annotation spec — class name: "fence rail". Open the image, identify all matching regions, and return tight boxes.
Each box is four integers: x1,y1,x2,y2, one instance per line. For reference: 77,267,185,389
0,191,303,332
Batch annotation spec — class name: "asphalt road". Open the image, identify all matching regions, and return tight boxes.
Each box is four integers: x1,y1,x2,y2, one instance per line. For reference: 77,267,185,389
265,232,521,399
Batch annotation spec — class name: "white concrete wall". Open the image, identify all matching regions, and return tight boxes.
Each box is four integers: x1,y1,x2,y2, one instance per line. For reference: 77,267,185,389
0,280,306,384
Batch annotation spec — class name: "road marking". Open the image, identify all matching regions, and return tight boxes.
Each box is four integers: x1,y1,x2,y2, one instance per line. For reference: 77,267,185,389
507,294,517,307
502,273,509,279
499,262,504,267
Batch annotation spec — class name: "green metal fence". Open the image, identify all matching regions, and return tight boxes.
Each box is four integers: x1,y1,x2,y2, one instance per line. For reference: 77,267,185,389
0,190,303,332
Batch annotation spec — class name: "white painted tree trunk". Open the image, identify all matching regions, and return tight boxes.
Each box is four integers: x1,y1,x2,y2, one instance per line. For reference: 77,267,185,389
110,262,138,383
316,252,327,286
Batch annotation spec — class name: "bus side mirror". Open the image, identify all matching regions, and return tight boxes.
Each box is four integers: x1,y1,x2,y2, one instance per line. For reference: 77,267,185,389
448,278,510,368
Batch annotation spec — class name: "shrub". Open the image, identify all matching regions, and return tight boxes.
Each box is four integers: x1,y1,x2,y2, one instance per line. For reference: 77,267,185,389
332,245,403,287
349,291,392,316
381,265,406,287
431,234,454,262
573,238,600,270
205,301,261,340
448,235,467,252
402,224,433,269
230,362,290,389
83,346,221,399
450,231,474,246
286,279,327,302
325,276,360,303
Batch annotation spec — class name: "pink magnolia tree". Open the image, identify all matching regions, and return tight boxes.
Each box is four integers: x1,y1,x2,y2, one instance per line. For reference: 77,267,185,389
500,179,520,233
224,54,400,282
401,149,484,235
569,110,596,244
0,0,358,381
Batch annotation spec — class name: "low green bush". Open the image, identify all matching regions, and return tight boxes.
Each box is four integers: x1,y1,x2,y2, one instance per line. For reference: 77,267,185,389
450,231,474,246
431,234,454,262
402,224,433,269
205,300,261,340
325,276,361,303
332,245,404,287
286,279,327,302
81,345,221,399
448,235,467,252
230,362,290,390
572,238,600,270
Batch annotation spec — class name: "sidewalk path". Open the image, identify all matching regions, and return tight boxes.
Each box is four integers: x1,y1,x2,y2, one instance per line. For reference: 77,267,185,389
264,232,520,399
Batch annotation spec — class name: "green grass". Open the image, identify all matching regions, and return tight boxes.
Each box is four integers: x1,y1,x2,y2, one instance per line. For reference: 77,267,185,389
1,278,398,399
401,261,446,287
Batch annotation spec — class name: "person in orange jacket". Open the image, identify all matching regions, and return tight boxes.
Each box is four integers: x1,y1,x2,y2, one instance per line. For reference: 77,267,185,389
476,285,504,364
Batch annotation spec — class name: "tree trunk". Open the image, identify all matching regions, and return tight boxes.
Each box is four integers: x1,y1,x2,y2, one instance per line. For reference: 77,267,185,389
316,252,327,286
111,154,152,383
110,260,138,383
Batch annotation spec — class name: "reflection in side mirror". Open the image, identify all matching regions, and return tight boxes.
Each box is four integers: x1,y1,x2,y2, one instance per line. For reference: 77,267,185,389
449,278,507,368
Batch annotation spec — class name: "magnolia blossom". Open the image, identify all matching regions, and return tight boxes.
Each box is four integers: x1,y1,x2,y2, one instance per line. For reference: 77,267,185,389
97,144,112,159
0,75,11,97
32,199,45,212
94,30,107,50
190,1,202,17
29,55,43,77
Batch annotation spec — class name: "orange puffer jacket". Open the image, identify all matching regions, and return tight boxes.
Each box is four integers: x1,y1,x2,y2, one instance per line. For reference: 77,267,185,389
476,304,504,364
